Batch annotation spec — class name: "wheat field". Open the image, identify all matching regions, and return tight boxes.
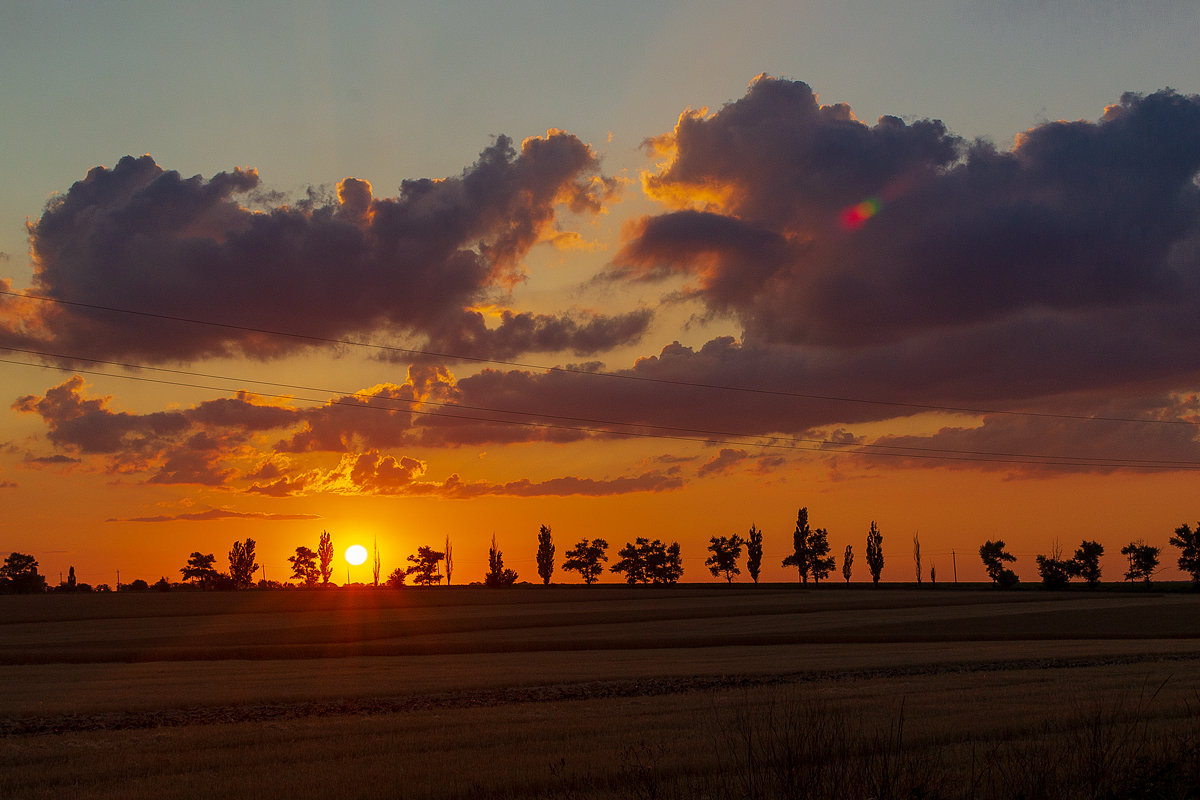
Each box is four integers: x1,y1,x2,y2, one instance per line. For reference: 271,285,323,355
3,584,1199,798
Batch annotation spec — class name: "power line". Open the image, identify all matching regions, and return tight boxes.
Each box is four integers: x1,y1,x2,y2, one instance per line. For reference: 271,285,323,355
3,348,1198,470
3,288,1194,428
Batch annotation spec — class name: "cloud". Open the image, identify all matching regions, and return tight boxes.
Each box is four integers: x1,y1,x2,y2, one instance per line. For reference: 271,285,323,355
12,374,692,495
108,508,322,523
7,134,648,363
698,447,750,476
589,78,1200,457
617,77,1200,350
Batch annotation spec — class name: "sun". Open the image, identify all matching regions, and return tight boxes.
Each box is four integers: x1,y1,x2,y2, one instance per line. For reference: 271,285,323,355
344,544,368,566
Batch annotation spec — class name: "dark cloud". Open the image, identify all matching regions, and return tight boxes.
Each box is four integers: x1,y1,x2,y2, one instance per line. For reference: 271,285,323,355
618,77,1200,351
8,134,648,363
12,374,693,494
593,78,1200,449
108,508,322,523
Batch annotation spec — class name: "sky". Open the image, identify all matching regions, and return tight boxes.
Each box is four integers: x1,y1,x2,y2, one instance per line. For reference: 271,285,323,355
2,1,1200,586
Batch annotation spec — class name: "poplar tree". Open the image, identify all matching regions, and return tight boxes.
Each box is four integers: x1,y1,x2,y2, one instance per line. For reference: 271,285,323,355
536,525,555,585
866,521,884,586
746,525,763,584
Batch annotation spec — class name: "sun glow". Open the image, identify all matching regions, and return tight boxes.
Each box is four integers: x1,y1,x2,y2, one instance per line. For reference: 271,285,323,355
345,544,368,565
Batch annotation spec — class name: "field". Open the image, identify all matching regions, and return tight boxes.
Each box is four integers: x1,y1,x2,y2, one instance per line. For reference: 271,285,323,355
3,584,1200,798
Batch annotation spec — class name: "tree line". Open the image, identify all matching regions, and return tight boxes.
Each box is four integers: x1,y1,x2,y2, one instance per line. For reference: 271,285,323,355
3,516,1199,593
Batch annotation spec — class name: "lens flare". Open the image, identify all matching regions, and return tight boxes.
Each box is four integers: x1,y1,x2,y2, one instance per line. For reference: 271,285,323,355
840,197,881,230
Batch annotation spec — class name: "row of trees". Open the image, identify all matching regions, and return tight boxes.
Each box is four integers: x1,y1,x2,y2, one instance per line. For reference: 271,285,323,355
7,516,1199,595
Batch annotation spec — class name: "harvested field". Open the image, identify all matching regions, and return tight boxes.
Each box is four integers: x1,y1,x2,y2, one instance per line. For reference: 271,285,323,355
3,585,1199,798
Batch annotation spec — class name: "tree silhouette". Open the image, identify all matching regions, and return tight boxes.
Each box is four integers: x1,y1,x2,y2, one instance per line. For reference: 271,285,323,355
808,528,834,583
1121,540,1160,584
406,545,446,586
1,552,47,594
1169,523,1200,584
1071,540,1104,586
649,541,684,584
180,552,220,589
612,538,650,584
484,534,518,587
865,521,884,586
386,567,407,588
66,565,77,591
372,535,381,588
612,538,683,584
317,530,334,587
705,535,743,583
444,535,454,586
746,525,763,584
913,531,922,584
979,540,1018,588
781,507,814,583
1035,541,1072,589
289,546,319,587
842,544,854,584
563,538,608,584
536,525,555,585
228,538,259,589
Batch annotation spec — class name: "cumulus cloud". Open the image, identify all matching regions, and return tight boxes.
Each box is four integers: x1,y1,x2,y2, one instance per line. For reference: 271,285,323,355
616,77,1200,350
6,134,648,363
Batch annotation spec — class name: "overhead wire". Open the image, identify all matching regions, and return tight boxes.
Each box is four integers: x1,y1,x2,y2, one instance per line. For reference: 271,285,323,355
3,288,1195,427
2,346,1198,470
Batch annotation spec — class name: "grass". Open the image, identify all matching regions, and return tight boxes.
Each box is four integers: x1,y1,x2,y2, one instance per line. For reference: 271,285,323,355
2,586,1200,798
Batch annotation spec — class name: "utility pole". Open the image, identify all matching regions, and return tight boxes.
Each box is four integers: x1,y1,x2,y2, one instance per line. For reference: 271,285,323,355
951,550,957,584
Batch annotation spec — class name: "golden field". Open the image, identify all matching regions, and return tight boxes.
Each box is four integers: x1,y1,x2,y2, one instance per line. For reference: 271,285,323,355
3,584,1200,798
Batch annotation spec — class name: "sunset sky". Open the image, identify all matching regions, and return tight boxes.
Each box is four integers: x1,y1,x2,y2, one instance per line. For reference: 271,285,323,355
3,1,1200,586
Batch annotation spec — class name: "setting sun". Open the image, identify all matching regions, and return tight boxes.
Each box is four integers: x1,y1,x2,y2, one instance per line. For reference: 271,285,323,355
344,544,368,566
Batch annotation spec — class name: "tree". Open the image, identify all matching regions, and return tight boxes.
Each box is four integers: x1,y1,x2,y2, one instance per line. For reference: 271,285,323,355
1035,541,1072,589
979,540,1018,588
444,535,454,586
612,537,650,584
562,538,608,584
484,534,518,587
289,546,319,587
781,507,814,583
649,541,684,584
705,535,744,583
1169,523,1200,584
1121,540,1160,584
808,528,834,583
746,525,763,584
180,552,220,589
1071,540,1104,586
228,538,259,589
842,545,854,584
865,521,884,586
66,565,77,591
386,567,407,588
372,535,381,588
913,531,922,584
536,525,555,585
317,530,334,587
406,545,446,586
1,552,47,594
612,538,683,584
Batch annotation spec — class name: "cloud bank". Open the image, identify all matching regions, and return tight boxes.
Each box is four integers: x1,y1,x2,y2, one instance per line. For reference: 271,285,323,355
7,134,647,362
